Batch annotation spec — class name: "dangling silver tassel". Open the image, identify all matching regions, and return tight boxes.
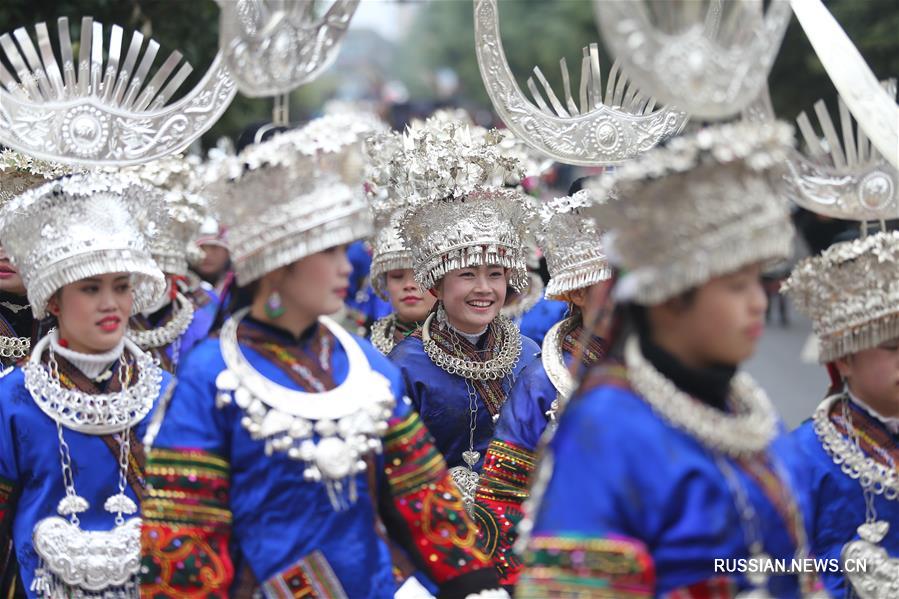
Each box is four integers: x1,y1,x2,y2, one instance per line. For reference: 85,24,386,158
31,563,139,599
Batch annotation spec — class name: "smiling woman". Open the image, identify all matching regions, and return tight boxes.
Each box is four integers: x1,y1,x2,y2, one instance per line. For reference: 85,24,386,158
0,172,171,599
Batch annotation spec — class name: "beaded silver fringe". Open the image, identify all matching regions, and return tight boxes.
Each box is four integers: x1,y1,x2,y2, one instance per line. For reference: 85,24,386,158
417,244,527,292
370,252,414,300
618,224,793,306
235,214,372,285
29,251,165,319
820,313,899,363
545,262,613,301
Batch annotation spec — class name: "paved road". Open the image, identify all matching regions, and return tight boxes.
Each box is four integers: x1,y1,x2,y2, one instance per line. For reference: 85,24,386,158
744,306,827,431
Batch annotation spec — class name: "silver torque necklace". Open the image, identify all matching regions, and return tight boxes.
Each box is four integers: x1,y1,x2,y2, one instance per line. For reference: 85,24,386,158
421,310,521,381
370,314,397,356
127,291,195,350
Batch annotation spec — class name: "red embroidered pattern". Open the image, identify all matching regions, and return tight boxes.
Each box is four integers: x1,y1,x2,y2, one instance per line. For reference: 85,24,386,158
473,439,536,585
382,412,492,583
261,550,347,598
520,534,655,598
662,577,739,598
140,448,234,597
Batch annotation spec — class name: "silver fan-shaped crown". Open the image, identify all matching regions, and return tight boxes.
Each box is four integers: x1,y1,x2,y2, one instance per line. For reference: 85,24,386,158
218,0,359,97
593,0,791,120
474,0,687,166
785,81,898,223
0,17,236,166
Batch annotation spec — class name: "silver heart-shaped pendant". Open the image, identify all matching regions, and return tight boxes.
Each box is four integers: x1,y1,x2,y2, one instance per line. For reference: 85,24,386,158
462,450,481,467
858,520,889,543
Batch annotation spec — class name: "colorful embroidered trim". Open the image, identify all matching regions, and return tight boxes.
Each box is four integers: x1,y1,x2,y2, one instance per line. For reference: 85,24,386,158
661,576,739,598
238,320,336,392
519,534,655,598
383,412,492,583
562,322,607,370
474,439,536,584
0,474,13,525
261,551,348,599
832,398,899,471
140,448,234,597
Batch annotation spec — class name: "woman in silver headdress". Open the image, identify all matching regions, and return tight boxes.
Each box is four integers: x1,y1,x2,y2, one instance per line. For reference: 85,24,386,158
0,173,170,598
381,117,541,515
139,115,505,598
518,122,826,598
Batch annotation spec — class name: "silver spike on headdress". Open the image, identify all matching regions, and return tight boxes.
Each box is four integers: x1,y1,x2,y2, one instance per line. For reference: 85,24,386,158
205,113,385,285
0,172,165,318
539,190,611,301
785,80,898,224
474,0,687,166
0,17,236,166
593,0,791,120
783,231,899,363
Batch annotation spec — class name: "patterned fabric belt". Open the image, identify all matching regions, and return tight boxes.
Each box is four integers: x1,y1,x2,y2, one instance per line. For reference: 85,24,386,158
261,551,348,599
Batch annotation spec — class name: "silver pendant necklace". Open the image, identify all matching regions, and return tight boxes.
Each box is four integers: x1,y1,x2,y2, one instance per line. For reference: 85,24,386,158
421,308,521,381
370,313,397,356
815,394,899,599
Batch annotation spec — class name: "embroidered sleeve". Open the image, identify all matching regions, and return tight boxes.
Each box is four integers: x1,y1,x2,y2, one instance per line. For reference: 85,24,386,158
473,439,536,585
140,448,234,598
519,534,655,598
381,411,501,594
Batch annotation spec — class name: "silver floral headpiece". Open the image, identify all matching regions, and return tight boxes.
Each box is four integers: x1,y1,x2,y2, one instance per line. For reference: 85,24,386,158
217,0,359,97
474,0,688,166
587,120,795,305
0,16,236,166
539,190,611,301
206,113,385,285
0,172,165,318
783,231,899,362
0,149,74,207
368,204,413,301
593,0,791,120
121,154,208,276
784,81,898,223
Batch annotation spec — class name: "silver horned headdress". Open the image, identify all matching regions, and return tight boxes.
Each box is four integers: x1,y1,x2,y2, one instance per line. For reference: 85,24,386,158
217,0,359,98
0,172,165,318
783,231,899,363
206,112,385,285
539,190,611,301
0,17,236,166
587,121,795,305
474,0,687,166
593,0,791,120
388,117,533,291
122,154,208,276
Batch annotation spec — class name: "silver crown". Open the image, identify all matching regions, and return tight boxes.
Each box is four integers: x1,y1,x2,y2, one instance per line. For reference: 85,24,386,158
121,154,207,276
474,0,687,166
587,121,795,305
0,17,236,166
785,81,898,223
0,172,165,318
539,190,611,301
205,113,385,285
0,149,74,206
369,206,413,301
783,231,899,363
217,0,359,97
593,0,791,120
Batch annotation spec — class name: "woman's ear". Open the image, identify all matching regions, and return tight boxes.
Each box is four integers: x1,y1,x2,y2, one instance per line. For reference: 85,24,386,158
430,279,443,300
834,355,853,381
46,292,61,317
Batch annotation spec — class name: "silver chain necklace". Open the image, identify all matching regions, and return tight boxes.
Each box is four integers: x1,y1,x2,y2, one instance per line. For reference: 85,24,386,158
127,291,195,349
421,310,521,381
370,314,397,356
624,336,778,457
0,334,29,359
30,348,144,598
815,393,899,598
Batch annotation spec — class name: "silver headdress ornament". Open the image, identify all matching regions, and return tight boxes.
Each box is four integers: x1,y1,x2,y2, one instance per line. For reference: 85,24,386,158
217,0,359,99
593,0,791,120
0,16,236,166
790,0,898,168
785,80,898,224
587,120,795,305
384,116,533,291
120,154,207,276
206,113,385,285
540,190,611,301
474,0,688,166
0,172,165,318
783,231,899,363
0,149,74,206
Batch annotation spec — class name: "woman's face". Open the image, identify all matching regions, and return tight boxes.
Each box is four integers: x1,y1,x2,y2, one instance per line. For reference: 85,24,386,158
385,269,435,323
278,244,353,319
436,264,508,335
48,273,133,353
0,244,26,296
197,244,230,279
649,263,767,368
837,339,899,418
